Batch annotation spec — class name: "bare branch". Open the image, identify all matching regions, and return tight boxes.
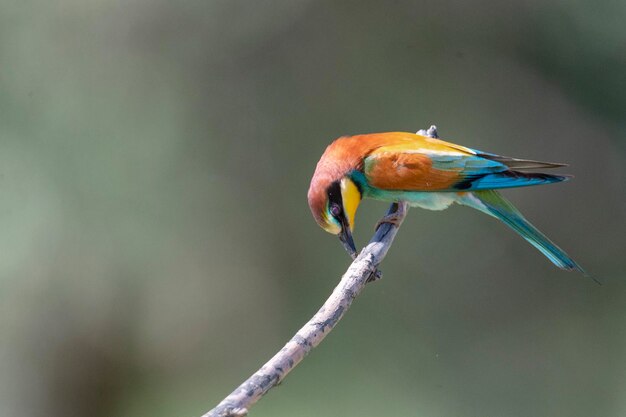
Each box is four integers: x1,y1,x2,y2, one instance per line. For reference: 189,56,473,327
203,126,438,417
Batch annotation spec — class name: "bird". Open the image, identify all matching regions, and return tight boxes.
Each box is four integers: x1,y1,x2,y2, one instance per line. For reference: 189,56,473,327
307,130,590,277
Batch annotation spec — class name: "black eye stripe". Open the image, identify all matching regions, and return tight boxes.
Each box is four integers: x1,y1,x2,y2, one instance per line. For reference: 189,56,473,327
327,181,343,218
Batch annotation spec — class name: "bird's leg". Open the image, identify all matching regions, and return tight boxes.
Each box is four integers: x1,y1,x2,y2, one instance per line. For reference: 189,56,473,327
366,201,409,283
375,201,409,231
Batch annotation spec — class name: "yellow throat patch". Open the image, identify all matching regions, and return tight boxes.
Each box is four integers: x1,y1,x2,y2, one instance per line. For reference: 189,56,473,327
340,177,361,231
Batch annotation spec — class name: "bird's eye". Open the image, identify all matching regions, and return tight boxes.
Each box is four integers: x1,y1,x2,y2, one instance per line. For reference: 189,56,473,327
330,203,341,218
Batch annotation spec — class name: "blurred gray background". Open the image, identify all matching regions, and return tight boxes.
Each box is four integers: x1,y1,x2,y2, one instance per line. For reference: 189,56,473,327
1,1,625,416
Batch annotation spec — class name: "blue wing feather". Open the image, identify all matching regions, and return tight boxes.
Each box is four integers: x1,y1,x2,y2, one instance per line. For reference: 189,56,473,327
427,153,570,191
453,171,571,190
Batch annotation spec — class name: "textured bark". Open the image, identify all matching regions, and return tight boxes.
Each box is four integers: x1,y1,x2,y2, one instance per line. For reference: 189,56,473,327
203,126,438,417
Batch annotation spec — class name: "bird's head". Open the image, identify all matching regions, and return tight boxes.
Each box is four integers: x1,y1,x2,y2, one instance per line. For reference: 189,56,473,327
308,172,362,258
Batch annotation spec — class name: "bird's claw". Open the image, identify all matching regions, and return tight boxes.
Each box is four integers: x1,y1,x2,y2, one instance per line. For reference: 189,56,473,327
375,202,408,231
375,212,403,230
366,269,383,283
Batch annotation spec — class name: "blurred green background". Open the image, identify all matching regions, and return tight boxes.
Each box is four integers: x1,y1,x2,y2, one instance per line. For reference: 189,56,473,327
1,1,625,416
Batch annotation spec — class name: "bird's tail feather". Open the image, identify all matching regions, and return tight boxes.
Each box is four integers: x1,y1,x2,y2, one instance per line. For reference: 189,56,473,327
458,190,593,280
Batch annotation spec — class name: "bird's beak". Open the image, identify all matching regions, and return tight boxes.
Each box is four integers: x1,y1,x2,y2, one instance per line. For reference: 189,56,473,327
338,218,357,259
338,177,361,259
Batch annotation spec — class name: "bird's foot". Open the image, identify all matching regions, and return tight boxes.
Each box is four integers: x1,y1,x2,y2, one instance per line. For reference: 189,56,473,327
375,202,409,231
375,213,402,230
367,269,383,283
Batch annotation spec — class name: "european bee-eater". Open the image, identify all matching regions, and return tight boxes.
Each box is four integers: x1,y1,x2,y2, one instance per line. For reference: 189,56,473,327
307,131,587,275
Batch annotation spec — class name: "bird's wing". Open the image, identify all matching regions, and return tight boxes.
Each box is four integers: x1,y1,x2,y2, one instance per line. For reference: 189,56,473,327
362,135,568,192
